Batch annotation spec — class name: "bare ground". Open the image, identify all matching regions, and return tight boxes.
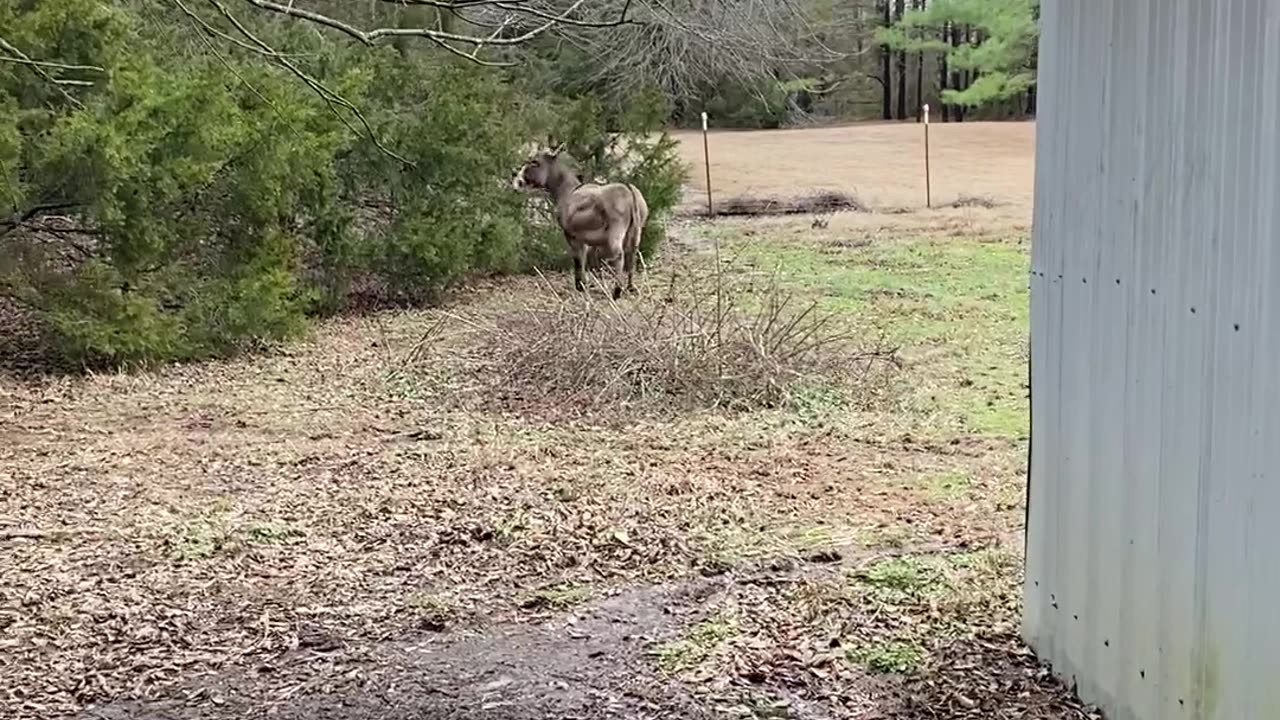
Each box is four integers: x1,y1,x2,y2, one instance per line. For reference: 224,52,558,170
0,124,1094,720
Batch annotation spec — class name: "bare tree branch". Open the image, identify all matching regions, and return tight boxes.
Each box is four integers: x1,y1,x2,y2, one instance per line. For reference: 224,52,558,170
0,56,105,74
369,0,535,8
548,0,846,107
203,0,415,166
239,0,628,48
436,14,519,67
0,36,93,107
492,0,638,29
173,0,314,59
173,0,300,130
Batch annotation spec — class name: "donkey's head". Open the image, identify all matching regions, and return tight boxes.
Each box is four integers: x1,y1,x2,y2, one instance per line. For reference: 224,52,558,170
512,143,568,191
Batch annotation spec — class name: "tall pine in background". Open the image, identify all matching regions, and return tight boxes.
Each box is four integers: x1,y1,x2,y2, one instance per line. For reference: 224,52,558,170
880,0,1038,114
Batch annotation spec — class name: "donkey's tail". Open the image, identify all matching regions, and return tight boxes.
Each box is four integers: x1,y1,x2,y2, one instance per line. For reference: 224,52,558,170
625,183,648,252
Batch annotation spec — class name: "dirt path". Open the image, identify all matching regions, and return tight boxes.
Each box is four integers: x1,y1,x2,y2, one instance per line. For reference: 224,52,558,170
73,560,1088,720
82,584,712,720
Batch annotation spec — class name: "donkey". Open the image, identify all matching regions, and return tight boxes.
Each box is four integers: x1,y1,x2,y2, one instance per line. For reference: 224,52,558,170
513,145,649,299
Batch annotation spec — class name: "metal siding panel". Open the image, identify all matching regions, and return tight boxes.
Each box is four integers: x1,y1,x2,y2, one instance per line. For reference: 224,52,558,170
1089,2,1141,711
1153,1,1201,715
1125,3,1174,716
1057,1,1104,693
1024,0,1069,668
1201,4,1272,719
1245,10,1280,719
1026,2,1280,718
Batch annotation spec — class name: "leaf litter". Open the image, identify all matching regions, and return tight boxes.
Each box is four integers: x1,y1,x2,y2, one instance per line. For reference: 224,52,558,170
1,267,1091,719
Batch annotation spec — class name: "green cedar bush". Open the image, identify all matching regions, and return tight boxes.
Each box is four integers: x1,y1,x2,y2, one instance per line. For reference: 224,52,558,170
0,0,685,366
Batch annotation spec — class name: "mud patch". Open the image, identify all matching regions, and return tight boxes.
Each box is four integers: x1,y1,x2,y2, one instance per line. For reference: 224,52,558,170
80,585,713,720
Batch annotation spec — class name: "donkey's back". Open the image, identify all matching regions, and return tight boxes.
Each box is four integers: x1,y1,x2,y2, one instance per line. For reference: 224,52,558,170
558,181,648,254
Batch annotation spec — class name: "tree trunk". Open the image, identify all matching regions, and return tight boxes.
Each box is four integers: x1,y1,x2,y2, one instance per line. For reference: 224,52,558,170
894,0,906,120
940,22,950,122
880,1,892,120
1025,7,1038,118
394,2,447,56
913,0,924,122
856,5,865,55
438,3,455,34
951,22,966,122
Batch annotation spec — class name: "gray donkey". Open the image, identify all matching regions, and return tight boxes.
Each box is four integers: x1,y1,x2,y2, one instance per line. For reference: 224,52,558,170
513,145,649,299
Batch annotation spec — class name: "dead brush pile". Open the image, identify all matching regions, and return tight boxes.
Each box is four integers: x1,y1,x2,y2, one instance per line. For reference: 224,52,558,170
711,191,869,218
445,268,901,417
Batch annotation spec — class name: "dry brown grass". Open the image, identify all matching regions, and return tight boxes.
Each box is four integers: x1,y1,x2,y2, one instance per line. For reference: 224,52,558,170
672,121,1035,215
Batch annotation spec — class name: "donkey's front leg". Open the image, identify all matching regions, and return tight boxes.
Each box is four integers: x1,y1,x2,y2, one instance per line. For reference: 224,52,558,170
571,242,588,292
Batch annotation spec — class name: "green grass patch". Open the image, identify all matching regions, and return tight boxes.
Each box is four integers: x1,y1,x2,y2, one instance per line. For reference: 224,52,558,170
788,380,850,419
851,550,1023,631
167,517,233,562
846,639,924,674
166,509,305,562
918,471,972,501
244,520,305,544
852,556,943,603
520,583,593,611
407,591,457,630
698,226,1029,439
654,617,739,673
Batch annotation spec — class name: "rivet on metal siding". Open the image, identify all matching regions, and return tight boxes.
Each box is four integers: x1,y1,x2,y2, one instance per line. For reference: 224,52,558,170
1115,278,1121,285
1140,670,1146,679
1082,277,1088,284
1104,639,1110,647
1235,323,1241,331
1191,307,1197,314
1151,288,1156,295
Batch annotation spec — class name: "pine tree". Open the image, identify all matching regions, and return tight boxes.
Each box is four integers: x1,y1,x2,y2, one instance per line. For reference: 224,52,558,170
878,0,1038,110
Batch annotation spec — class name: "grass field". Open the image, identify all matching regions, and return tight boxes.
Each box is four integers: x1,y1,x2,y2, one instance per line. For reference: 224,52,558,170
0,122,1093,719
672,121,1036,214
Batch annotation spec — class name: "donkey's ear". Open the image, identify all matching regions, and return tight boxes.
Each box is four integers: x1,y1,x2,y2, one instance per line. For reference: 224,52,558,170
551,143,566,158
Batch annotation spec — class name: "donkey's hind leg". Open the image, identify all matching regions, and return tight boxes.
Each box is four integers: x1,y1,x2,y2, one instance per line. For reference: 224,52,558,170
606,227,628,300
622,239,638,295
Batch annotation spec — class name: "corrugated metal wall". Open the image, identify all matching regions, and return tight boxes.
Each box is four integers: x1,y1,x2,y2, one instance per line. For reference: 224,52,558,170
1025,2,1280,719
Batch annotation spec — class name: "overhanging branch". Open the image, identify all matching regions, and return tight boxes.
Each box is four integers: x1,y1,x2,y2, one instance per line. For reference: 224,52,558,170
239,0,631,49
200,0,415,167
0,36,98,107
